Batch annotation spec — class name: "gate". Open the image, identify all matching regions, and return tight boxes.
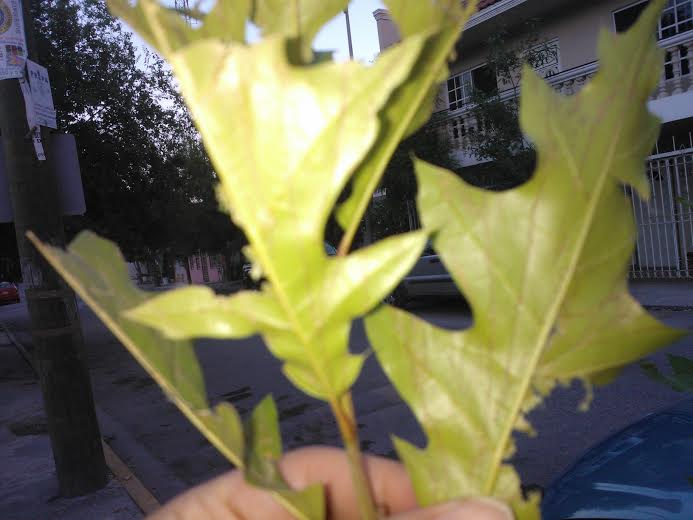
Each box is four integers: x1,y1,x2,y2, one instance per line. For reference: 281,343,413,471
628,149,693,279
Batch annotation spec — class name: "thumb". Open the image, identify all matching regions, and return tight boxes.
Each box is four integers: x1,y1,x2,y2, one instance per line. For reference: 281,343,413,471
390,498,514,520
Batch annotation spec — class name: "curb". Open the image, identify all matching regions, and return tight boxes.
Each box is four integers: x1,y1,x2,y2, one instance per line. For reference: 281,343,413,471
643,305,693,311
102,440,160,515
0,321,161,517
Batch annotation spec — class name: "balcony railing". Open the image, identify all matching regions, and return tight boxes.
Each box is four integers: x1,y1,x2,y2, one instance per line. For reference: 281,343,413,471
437,31,693,152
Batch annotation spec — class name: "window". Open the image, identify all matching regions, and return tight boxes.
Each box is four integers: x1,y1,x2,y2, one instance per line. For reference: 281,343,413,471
614,1,649,33
614,1,693,39
471,65,498,95
661,0,693,38
664,44,690,79
447,71,473,111
447,64,497,111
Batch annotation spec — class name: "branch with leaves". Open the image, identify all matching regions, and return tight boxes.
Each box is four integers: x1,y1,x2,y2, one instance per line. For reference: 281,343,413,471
31,1,685,518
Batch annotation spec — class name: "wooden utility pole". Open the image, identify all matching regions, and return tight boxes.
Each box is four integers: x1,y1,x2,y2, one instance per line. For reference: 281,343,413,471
0,0,107,496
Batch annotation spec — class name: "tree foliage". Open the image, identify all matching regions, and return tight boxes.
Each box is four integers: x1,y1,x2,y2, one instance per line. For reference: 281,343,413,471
372,126,457,238
34,0,240,266
465,20,559,187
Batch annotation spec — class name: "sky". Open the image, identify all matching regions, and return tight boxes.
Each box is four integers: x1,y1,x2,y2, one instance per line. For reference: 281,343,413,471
313,0,386,62
245,1,386,62
130,1,387,63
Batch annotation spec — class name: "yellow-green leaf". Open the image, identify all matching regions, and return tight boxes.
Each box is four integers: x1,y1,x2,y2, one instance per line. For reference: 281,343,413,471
250,0,348,62
244,396,325,519
160,31,426,401
108,0,250,55
29,231,322,520
125,286,289,339
365,2,684,517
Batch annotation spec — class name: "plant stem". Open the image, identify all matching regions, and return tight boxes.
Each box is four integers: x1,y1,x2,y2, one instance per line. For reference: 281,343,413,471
331,392,378,520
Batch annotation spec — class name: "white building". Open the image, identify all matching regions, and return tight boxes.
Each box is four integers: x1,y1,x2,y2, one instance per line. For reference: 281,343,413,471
375,0,693,279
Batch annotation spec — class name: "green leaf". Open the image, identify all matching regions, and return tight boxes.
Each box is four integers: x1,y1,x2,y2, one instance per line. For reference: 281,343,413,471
641,360,677,388
28,231,322,520
124,286,289,339
335,0,477,250
641,355,693,392
676,196,693,209
250,0,348,62
132,28,428,402
108,0,250,55
244,396,325,519
366,2,684,517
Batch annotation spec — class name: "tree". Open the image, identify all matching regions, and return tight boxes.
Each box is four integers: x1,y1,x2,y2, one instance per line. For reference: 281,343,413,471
34,0,242,274
464,20,558,187
372,126,458,239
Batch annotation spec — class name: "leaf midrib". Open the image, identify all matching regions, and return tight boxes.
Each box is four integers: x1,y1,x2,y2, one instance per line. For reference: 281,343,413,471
482,95,628,494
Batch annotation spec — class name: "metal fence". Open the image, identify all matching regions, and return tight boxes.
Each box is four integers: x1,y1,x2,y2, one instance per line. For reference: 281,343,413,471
628,148,693,279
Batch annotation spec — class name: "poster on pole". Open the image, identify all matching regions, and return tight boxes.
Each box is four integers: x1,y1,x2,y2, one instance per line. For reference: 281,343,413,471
27,60,57,128
0,0,27,80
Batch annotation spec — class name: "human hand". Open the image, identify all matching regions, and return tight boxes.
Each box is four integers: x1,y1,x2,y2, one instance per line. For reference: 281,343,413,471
147,447,513,519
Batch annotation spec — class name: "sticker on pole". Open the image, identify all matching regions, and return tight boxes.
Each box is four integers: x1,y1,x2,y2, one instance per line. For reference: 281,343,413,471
27,60,57,129
0,0,27,80
19,75,45,161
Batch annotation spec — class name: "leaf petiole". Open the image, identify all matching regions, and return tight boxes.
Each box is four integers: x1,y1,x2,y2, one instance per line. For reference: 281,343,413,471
330,392,378,520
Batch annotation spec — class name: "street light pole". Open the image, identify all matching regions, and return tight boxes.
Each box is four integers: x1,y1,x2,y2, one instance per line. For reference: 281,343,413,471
344,7,354,60
344,6,374,245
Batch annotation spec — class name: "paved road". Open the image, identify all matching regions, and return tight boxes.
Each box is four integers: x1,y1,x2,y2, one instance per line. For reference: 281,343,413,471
1,296,692,503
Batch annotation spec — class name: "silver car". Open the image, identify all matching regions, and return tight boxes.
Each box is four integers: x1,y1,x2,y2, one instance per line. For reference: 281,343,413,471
389,242,458,306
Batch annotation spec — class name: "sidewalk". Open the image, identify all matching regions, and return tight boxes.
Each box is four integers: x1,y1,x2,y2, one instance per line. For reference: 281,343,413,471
0,328,143,520
629,279,693,309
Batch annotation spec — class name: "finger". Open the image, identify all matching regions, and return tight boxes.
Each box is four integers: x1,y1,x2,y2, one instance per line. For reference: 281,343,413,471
147,446,417,520
146,469,290,520
389,498,514,520
281,447,418,518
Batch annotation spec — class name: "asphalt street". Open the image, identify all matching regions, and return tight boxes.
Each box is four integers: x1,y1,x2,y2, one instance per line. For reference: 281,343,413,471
1,294,692,504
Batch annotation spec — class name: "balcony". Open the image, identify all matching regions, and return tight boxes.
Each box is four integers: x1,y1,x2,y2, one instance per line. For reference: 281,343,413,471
438,31,693,157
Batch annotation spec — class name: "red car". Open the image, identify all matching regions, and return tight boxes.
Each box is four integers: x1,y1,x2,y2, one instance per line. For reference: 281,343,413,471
0,282,20,305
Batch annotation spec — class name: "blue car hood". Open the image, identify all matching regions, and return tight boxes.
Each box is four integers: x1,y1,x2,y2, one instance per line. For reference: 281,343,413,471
542,398,693,520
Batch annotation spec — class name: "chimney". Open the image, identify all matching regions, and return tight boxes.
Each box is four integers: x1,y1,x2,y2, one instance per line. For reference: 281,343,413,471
373,9,401,51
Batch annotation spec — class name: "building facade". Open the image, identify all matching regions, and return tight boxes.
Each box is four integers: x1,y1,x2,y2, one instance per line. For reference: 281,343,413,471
175,253,225,284
375,0,693,279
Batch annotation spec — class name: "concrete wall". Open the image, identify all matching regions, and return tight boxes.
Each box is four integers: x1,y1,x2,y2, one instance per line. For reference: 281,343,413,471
444,0,636,108
372,0,650,112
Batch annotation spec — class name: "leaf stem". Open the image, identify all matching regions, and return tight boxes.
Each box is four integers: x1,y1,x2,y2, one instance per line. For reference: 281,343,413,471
331,392,377,520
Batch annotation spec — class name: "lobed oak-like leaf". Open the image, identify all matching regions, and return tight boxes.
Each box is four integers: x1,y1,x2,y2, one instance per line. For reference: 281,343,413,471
112,0,431,403
28,231,322,520
128,231,427,400
366,2,684,517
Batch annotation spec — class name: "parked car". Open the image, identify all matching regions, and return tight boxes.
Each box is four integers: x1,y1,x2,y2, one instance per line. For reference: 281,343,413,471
387,242,459,307
242,242,338,290
0,281,20,305
542,398,693,520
